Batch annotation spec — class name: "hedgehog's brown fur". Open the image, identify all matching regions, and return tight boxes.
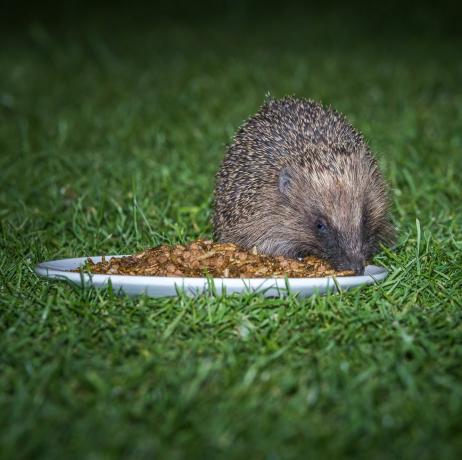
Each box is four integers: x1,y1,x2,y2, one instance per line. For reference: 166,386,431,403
212,96,394,274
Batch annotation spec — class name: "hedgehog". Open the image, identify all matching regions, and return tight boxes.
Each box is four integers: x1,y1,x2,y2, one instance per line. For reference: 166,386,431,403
212,96,394,274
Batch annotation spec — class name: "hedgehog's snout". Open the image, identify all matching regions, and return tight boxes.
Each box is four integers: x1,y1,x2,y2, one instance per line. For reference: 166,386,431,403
334,255,366,276
350,259,366,276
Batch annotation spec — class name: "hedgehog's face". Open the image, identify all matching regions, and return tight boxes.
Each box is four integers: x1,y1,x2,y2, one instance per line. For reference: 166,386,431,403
278,160,393,274
303,209,372,275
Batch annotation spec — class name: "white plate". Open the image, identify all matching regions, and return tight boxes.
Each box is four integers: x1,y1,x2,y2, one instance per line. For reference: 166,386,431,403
35,255,388,298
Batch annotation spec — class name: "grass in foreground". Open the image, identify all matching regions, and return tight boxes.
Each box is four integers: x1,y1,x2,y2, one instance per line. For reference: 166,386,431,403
1,5,462,459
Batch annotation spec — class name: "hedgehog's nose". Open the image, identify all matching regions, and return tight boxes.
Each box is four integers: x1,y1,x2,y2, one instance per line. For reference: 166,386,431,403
351,261,365,276
338,256,365,275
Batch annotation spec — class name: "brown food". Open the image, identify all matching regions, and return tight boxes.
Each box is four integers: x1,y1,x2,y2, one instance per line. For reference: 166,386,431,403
75,240,354,278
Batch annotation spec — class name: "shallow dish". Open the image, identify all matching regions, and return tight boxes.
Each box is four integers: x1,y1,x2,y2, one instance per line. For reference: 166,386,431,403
35,255,388,298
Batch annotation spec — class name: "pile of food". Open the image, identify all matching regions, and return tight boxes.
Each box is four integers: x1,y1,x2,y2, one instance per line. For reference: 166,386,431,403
76,240,354,278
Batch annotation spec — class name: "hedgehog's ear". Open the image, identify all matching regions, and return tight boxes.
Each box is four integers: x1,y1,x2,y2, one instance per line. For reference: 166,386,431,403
279,167,292,196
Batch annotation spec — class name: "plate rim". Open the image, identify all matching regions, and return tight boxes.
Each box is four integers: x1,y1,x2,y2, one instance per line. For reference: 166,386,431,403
35,255,388,284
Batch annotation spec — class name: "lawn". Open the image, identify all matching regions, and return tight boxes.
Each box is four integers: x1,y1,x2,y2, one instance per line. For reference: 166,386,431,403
1,3,462,459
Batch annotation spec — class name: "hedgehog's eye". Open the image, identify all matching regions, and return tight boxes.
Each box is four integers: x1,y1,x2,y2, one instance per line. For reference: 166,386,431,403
316,220,328,234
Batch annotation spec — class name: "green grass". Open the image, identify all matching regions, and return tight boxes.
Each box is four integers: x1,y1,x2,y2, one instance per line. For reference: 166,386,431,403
1,5,462,459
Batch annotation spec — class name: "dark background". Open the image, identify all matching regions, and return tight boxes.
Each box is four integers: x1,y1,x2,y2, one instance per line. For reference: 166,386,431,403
3,0,462,38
